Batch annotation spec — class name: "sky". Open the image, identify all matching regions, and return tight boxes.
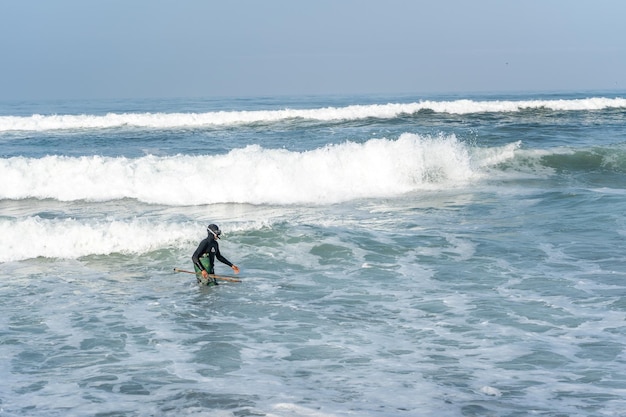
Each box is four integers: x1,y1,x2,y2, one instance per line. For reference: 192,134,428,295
1,0,625,100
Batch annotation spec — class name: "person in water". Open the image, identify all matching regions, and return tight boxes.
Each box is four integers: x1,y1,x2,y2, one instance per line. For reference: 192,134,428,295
192,224,240,284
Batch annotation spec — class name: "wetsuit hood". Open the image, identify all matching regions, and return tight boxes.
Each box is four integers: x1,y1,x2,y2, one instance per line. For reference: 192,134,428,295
207,224,221,239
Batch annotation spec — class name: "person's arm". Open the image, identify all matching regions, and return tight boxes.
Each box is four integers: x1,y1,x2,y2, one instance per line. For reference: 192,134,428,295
215,244,240,273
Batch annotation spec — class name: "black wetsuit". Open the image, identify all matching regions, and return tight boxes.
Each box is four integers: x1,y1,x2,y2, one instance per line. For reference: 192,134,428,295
191,234,233,274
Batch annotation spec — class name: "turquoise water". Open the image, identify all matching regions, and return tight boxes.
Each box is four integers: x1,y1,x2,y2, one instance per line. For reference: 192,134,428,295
1,92,626,416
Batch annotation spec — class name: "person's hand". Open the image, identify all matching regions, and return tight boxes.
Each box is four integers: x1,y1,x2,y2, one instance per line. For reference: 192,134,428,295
201,270,209,279
232,265,240,274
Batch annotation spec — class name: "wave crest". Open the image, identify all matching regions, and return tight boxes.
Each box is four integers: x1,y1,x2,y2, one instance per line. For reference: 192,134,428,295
1,97,624,132
0,134,503,205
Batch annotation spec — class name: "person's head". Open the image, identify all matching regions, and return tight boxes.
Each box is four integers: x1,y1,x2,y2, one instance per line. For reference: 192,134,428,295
207,224,221,239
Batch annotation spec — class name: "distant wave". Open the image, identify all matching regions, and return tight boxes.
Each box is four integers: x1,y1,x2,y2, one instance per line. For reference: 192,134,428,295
0,134,515,205
1,97,624,132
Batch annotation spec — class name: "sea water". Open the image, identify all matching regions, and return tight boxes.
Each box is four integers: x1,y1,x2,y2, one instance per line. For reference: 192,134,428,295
1,92,626,416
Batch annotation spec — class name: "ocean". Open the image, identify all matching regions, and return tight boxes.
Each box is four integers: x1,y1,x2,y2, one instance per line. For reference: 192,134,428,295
1,92,626,416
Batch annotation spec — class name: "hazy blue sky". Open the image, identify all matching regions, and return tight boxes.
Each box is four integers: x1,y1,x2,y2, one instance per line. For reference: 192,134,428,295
1,0,625,100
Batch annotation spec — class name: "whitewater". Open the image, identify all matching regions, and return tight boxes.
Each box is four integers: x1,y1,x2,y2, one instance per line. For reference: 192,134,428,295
1,92,626,416
1,97,625,132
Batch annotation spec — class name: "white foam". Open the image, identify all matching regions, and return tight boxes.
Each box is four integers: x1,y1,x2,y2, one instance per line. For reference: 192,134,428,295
268,403,340,417
0,216,196,262
480,386,503,397
0,134,516,206
1,97,623,132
